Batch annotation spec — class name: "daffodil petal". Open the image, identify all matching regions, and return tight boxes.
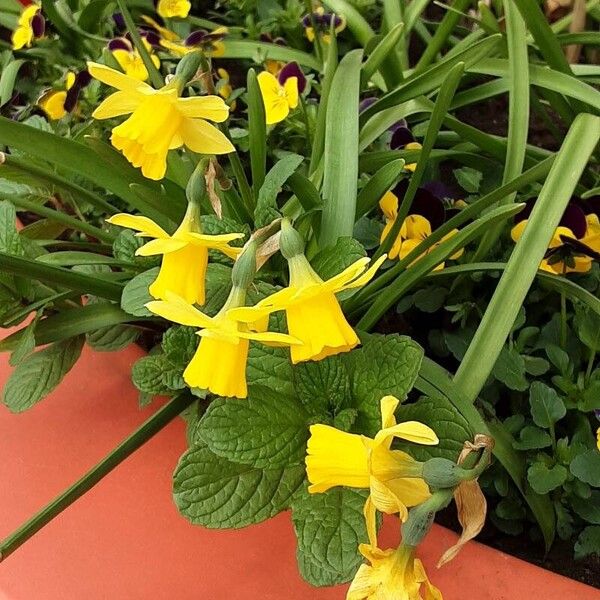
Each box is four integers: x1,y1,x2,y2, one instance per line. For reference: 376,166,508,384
237,330,301,346
179,231,245,245
87,61,151,92
177,95,230,122
340,255,386,291
379,395,400,430
136,238,188,256
145,293,214,328
374,421,439,447
180,118,235,154
92,90,142,119
322,257,371,293
106,213,169,239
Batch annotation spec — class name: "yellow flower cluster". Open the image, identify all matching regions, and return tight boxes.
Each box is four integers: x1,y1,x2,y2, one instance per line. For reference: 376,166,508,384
306,395,442,599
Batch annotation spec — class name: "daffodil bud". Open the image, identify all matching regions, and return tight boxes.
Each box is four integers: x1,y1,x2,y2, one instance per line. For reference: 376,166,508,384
174,50,203,87
232,241,257,289
280,218,305,259
401,490,453,547
422,457,470,489
186,160,208,206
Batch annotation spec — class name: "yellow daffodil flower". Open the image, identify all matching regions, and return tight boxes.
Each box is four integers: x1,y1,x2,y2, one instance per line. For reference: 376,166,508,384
231,253,385,363
157,0,191,18
106,204,244,305
109,37,160,82
38,72,75,120
257,71,298,125
347,542,442,600
511,213,600,274
379,193,463,267
88,61,234,180
12,3,43,50
146,291,299,398
306,396,438,523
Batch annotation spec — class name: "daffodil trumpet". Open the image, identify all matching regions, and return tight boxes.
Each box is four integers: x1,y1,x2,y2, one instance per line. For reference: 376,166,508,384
229,219,385,363
88,51,234,180
306,395,438,526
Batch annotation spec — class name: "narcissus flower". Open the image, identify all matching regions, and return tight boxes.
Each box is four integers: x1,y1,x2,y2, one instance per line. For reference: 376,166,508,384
380,183,463,267
156,0,191,18
88,61,234,180
257,70,299,125
511,199,600,274
12,3,45,50
146,290,298,398
230,221,385,363
306,395,438,521
108,37,160,81
38,70,91,120
301,6,345,43
347,542,442,600
106,204,244,305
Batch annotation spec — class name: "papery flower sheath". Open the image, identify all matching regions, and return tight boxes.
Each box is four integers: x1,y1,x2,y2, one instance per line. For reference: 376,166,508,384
12,2,44,49
156,0,191,18
347,542,442,600
230,239,385,363
380,183,463,267
108,37,160,81
257,69,299,125
88,61,234,180
146,291,299,398
306,395,438,522
106,205,244,305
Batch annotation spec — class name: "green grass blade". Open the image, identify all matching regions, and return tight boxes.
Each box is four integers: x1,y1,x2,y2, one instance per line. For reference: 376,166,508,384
321,0,375,46
454,113,600,404
246,69,267,198
222,40,321,71
361,23,404,87
355,158,405,219
319,49,363,248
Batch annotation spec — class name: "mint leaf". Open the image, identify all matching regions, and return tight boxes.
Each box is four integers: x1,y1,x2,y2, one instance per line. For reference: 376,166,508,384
173,442,305,528
161,325,197,367
529,381,566,428
291,485,369,586
203,263,233,316
348,334,423,436
527,462,567,494
310,237,366,281
2,336,84,412
293,354,352,417
121,267,158,317
9,323,35,366
247,343,295,397
575,526,600,560
197,386,309,468
570,450,600,487
131,354,182,395
112,229,158,267
395,395,472,462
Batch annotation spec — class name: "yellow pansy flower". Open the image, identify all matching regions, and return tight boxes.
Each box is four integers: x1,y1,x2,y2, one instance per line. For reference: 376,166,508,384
88,61,234,180
146,290,299,398
257,71,298,125
108,37,160,82
597,427,600,451
306,395,438,522
301,7,345,44
107,203,244,305
347,542,442,600
12,3,44,50
157,0,191,18
38,72,75,120
379,192,463,267
217,68,236,110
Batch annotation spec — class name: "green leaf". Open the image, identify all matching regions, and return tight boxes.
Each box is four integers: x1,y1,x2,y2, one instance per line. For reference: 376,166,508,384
291,485,369,586
120,267,158,317
572,492,600,525
197,386,309,468
131,354,181,395
570,450,600,487
348,334,423,435
529,381,566,428
311,237,366,281
512,426,553,450
453,166,482,194
86,304,138,352
8,323,35,366
246,69,267,195
203,263,233,316
574,526,600,560
395,395,473,462
173,442,305,528
247,343,295,397
161,326,197,368
355,159,405,219
293,355,352,417
2,336,84,413
255,154,304,227
361,23,404,86
112,229,157,267
493,346,528,391
527,462,568,494
574,305,600,353
0,58,24,107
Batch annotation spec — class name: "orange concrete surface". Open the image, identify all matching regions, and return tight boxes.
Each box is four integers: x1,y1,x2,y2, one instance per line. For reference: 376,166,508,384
0,343,598,599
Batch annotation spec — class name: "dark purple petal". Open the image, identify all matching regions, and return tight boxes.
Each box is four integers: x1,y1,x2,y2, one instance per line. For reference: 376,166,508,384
141,29,161,47
560,202,587,239
185,30,208,46
75,69,92,88
389,118,408,133
108,37,131,52
278,62,306,93
274,36,287,46
31,12,45,38
333,14,344,28
63,86,79,113
112,12,126,31
422,181,459,202
301,14,313,27
359,97,377,113
259,32,273,42
203,30,227,42
391,181,446,230
559,236,600,261
595,409,600,421
582,194,600,219
390,127,415,149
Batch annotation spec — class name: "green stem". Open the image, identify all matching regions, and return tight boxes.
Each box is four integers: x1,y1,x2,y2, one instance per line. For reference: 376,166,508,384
115,0,164,89
0,393,195,562
300,95,312,156
585,349,596,382
560,289,568,349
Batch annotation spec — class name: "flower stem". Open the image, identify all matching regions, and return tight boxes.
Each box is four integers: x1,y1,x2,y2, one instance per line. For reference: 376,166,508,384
585,348,596,383
560,289,568,349
0,393,195,562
